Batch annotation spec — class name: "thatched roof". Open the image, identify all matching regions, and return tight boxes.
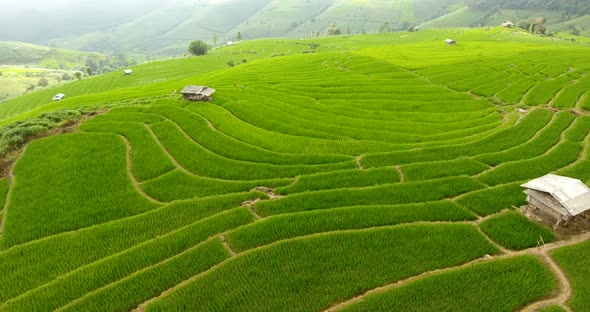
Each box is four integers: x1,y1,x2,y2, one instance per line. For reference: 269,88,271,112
180,86,216,97
522,174,590,217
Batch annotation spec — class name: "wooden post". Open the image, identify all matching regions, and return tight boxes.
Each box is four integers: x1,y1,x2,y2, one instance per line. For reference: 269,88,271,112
552,219,562,230
524,203,531,214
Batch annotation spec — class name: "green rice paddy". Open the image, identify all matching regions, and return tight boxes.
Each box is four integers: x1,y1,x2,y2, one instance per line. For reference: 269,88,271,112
0,27,589,311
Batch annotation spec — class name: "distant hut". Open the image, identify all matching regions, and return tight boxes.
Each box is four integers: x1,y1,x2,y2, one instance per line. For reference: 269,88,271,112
123,69,133,75
180,86,216,102
444,39,456,45
521,174,590,229
226,41,234,46
502,21,514,28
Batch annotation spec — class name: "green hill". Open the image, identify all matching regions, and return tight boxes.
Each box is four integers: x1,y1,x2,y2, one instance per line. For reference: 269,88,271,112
1,28,590,311
0,41,104,68
4,0,590,55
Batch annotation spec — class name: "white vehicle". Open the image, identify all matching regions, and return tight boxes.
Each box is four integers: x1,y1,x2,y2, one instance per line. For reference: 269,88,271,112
53,93,65,101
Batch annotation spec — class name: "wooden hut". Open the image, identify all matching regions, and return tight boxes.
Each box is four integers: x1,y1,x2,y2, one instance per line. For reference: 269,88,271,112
180,86,216,102
444,39,456,45
521,174,590,229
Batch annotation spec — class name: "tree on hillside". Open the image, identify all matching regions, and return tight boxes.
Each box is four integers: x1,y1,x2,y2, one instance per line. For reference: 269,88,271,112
74,72,82,80
37,78,49,87
85,66,93,76
378,22,392,33
212,33,218,46
237,32,243,41
327,23,342,36
188,40,209,56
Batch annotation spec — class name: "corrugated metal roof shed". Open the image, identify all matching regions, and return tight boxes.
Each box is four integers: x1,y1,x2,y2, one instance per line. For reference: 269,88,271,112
180,86,215,95
521,174,590,217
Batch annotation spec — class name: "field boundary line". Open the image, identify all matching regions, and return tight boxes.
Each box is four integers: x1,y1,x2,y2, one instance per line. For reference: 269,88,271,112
219,234,237,257
474,118,578,182
574,91,588,110
548,82,573,108
395,165,404,183
163,117,347,172
354,156,364,170
471,112,561,166
56,237,219,312
518,233,590,312
131,222,481,311
0,155,18,236
144,124,260,183
14,209,248,307
558,133,590,174
0,189,262,257
325,232,590,312
117,135,164,205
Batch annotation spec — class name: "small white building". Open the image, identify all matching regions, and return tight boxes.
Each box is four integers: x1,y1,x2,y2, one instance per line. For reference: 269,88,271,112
123,69,133,75
444,39,456,45
502,21,514,28
52,93,65,101
522,174,590,229
226,41,234,46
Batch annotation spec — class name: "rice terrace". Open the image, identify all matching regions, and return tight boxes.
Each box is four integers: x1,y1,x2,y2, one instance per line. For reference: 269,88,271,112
2,23,590,312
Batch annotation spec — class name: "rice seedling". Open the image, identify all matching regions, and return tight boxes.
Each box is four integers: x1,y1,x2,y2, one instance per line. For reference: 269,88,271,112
80,121,176,181
227,201,476,252
456,182,526,216
0,208,251,311
401,158,489,181
479,211,555,250
0,192,263,302
276,168,400,195
551,240,590,312
342,256,555,312
145,224,498,312
256,176,485,216
2,133,159,247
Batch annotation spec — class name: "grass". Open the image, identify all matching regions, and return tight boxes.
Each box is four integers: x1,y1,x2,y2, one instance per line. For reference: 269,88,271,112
145,224,498,312
479,211,555,250
551,240,590,312
342,255,556,312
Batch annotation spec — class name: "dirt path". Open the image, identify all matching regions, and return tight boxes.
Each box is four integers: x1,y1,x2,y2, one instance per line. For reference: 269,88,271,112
395,166,404,183
241,198,263,220
0,162,16,236
325,232,590,312
355,156,364,170
219,234,237,257
118,136,164,205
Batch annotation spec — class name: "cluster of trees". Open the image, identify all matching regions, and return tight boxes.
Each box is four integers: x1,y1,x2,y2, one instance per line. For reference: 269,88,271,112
465,0,590,16
517,17,549,35
81,53,136,76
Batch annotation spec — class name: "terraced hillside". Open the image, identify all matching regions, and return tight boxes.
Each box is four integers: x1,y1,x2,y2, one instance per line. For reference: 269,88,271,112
1,28,590,311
